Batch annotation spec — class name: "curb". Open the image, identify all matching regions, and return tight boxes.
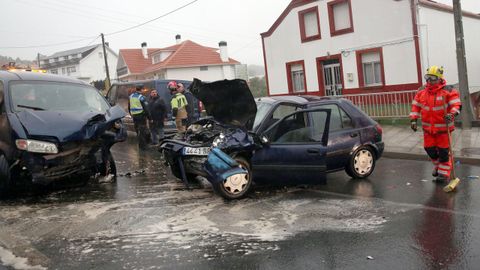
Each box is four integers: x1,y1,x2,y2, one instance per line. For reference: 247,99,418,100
383,151,480,166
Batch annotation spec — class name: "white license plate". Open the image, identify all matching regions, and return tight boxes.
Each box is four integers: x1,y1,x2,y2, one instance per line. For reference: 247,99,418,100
183,147,210,156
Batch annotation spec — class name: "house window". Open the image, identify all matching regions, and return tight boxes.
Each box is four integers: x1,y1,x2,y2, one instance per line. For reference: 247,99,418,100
286,61,306,93
298,6,321,42
152,54,161,64
67,66,76,74
50,69,58,74
54,57,59,62
356,48,384,88
64,55,69,60
200,66,208,71
328,0,354,36
62,67,66,74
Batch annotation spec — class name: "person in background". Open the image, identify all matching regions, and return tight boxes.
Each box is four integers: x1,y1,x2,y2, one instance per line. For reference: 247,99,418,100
148,89,167,146
168,81,189,134
128,84,150,150
177,82,196,126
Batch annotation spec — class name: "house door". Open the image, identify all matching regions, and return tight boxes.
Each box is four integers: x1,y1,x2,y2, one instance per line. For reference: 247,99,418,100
323,62,342,96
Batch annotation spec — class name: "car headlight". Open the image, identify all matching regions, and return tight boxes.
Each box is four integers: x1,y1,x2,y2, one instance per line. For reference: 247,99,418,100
212,133,226,148
15,139,58,154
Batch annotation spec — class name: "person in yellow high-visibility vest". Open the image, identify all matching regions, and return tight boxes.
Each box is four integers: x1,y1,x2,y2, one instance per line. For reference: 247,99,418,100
128,84,151,149
168,81,189,133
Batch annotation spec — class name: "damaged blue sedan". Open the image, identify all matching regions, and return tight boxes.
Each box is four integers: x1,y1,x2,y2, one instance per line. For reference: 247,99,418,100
161,79,384,200
0,71,127,196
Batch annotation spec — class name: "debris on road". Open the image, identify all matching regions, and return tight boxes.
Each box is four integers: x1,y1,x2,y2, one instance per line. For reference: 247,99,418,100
367,256,374,260
467,175,479,180
406,182,411,186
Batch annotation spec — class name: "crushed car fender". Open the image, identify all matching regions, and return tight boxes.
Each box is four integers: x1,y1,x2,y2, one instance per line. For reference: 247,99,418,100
204,148,248,184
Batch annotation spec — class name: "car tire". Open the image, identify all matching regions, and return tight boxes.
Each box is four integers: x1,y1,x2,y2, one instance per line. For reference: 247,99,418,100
213,156,252,200
345,146,376,179
97,151,117,182
0,154,11,197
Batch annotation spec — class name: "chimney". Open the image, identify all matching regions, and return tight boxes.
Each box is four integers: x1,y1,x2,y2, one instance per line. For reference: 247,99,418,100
141,42,148,59
219,41,228,62
175,34,182,44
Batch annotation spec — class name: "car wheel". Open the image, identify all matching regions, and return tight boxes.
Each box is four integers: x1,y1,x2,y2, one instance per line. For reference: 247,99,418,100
0,154,11,197
213,156,252,200
97,151,117,182
346,147,376,179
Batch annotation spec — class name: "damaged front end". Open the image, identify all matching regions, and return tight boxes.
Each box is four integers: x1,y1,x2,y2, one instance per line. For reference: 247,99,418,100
161,118,258,183
161,79,260,197
11,105,127,185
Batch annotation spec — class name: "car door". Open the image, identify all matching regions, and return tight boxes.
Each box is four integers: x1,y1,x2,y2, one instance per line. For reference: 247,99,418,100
251,108,331,184
313,103,362,171
0,81,13,158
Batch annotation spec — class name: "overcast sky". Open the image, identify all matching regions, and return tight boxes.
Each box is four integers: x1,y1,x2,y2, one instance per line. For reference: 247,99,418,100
1,0,479,65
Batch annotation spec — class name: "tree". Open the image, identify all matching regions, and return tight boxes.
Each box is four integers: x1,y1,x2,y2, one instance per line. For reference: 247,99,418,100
248,76,267,98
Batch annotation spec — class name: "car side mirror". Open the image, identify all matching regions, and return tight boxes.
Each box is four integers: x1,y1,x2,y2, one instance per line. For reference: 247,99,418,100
260,135,270,146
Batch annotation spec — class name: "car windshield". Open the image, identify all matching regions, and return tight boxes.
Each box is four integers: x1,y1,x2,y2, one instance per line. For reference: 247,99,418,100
252,101,273,131
9,81,110,113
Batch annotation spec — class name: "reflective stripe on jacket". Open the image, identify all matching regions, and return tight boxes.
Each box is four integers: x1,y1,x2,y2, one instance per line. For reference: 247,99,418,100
171,93,188,110
129,92,145,115
410,81,461,134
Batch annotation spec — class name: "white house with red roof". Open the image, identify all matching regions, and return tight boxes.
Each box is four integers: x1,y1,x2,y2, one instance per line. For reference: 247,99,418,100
116,35,242,82
261,0,480,97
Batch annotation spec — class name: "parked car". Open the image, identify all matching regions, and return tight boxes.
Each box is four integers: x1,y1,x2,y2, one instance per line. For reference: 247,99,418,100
105,79,203,133
0,71,127,196
161,79,384,199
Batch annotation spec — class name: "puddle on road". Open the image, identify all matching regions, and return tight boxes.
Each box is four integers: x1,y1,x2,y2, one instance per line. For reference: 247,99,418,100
0,180,392,266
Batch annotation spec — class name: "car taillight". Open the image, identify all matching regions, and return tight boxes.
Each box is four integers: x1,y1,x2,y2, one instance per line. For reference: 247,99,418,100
375,124,383,136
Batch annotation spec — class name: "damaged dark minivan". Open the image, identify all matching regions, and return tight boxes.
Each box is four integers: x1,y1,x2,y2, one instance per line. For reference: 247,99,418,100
161,79,384,200
0,71,127,196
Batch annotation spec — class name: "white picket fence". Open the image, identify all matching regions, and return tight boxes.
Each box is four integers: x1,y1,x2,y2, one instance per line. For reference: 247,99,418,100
333,90,418,118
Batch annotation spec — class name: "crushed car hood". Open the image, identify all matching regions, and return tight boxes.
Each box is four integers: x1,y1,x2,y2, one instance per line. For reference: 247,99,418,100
189,79,257,128
15,105,126,142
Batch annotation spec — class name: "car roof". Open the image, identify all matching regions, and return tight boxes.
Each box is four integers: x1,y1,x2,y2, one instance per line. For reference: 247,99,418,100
0,70,89,85
256,95,341,105
112,79,192,86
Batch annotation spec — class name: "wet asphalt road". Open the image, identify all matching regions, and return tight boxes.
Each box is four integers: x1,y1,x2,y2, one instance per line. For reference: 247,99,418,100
1,137,480,270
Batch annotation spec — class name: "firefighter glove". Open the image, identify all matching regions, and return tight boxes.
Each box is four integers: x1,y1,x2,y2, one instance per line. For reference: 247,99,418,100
444,113,454,124
410,120,418,132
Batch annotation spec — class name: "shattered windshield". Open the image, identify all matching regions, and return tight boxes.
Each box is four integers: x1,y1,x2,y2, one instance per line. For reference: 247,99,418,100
253,101,273,131
9,81,110,113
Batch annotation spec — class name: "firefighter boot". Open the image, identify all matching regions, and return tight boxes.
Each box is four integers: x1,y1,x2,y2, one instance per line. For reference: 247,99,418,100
434,175,449,184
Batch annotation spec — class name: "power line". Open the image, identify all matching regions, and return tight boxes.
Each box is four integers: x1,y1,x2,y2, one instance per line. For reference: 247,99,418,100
105,0,200,36
0,36,99,49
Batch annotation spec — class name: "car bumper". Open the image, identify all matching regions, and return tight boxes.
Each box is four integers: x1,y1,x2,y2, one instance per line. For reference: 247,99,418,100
161,141,211,180
15,141,106,185
375,141,385,159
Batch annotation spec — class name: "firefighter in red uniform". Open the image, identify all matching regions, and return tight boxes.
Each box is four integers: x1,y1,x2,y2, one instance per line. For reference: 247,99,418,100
410,66,462,183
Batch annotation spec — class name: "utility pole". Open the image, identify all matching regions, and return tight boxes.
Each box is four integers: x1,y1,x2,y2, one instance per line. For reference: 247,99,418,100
452,0,473,129
101,33,111,91
37,53,41,69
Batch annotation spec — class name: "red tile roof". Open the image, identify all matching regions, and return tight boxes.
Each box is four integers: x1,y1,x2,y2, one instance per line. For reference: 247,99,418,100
119,40,240,75
119,48,161,74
